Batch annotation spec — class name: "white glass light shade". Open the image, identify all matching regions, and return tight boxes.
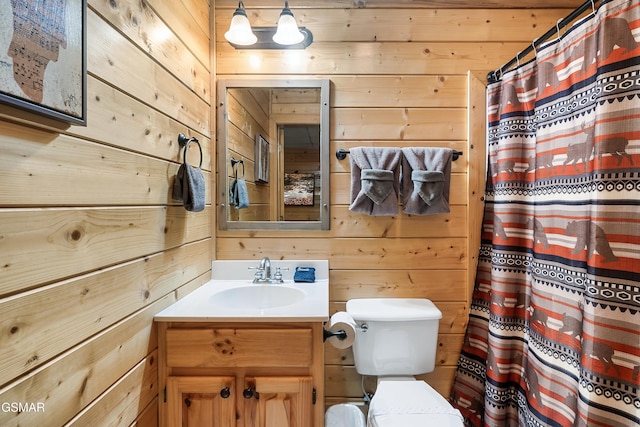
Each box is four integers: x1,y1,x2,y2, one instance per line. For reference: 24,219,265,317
224,3,257,46
272,2,304,45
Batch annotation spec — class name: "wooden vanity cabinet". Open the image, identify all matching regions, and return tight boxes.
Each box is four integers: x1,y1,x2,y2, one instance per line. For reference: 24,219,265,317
158,322,324,427
166,375,236,426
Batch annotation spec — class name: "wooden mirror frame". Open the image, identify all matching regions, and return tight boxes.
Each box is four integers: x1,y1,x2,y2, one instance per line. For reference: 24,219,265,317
217,78,330,230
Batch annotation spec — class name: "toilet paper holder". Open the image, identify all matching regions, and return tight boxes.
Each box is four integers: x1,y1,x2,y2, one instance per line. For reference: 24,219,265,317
323,323,367,342
323,328,347,342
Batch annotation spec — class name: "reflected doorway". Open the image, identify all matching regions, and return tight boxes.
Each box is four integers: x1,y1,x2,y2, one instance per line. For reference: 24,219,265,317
278,124,321,221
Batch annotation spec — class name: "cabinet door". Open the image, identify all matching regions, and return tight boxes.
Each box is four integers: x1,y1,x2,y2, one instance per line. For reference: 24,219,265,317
241,376,313,427
167,376,235,427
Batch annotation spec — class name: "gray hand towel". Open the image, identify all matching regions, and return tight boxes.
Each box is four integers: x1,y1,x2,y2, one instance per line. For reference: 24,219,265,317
229,159,250,209
230,177,250,209
349,147,402,216
172,163,206,212
171,137,205,212
401,147,452,215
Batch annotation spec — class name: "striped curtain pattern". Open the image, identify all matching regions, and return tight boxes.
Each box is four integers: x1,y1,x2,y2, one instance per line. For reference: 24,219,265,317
451,0,640,425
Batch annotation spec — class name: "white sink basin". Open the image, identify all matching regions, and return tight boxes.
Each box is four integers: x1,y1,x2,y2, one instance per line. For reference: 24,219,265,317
154,260,329,322
210,285,305,309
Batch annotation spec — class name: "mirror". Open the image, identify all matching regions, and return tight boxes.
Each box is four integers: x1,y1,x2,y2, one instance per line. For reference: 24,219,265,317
217,78,330,230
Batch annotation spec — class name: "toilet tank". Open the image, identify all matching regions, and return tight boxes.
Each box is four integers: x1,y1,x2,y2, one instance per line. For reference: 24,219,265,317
346,298,442,376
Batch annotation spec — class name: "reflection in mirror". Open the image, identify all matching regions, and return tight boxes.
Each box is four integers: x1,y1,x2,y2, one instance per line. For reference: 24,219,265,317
217,79,330,230
281,124,320,221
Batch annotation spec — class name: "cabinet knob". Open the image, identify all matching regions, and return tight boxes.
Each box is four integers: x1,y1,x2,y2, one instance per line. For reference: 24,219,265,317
184,397,191,407
243,386,255,399
220,387,231,399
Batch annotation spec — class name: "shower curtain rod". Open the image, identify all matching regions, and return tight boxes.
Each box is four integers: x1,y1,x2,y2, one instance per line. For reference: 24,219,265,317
487,0,598,84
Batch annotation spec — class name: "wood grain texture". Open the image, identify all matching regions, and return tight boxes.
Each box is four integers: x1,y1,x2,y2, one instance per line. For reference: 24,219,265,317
0,122,212,207
160,323,325,427
215,8,576,42
69,77,212,169
0,207,210,295
65,354,158,427
214,0,583,9
216,237,466,270
330,75,468,108
327,205,466,238
0,297,171,427
467,72,488,304
0,1,211,426
332,108,467,140
166,328,313,368
0,242,210,385
329,269,468,301
91,0,210,100
145,0,211,66
130,397,159,427
324,365,458,399
216,41,526,76
166,376,236,427
88,10,209,134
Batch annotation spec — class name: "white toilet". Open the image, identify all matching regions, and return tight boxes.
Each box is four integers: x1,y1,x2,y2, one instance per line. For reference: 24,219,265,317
346,298,464,427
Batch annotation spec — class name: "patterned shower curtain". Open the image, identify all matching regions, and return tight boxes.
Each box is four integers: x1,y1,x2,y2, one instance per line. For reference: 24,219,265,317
451,0,640,426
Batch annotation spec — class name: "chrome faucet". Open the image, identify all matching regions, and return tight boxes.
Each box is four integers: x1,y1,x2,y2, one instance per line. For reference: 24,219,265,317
259,256,271,281
251,257,287,283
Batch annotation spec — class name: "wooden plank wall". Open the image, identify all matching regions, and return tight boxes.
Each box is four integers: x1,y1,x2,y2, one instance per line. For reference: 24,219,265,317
213,0,575,410
227,87,273,221
0,0,212,426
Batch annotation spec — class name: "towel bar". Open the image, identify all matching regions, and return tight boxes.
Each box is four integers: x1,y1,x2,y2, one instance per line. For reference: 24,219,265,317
336,148,463,161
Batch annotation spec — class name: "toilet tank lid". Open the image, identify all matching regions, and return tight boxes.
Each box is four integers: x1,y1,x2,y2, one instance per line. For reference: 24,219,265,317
346,298,442,321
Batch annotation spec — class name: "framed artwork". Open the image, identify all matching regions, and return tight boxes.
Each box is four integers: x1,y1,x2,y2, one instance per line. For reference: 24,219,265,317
0,0,87,126
284,173,315,206
255,134,270,183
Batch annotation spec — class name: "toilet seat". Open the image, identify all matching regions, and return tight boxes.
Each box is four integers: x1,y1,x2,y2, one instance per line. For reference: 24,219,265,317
368,380,464,427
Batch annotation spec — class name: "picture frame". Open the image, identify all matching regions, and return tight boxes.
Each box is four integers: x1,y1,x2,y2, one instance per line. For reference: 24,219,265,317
284,173,315,206
0,0,87,126
255,134,270,183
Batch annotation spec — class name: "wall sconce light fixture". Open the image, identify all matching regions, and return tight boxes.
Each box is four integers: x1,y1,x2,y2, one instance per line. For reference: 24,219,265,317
225,1,313,50
272,2,304,45
224,1,257,46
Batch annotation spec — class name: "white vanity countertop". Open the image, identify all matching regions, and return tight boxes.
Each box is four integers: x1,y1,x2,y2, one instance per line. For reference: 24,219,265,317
154,260,329,322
